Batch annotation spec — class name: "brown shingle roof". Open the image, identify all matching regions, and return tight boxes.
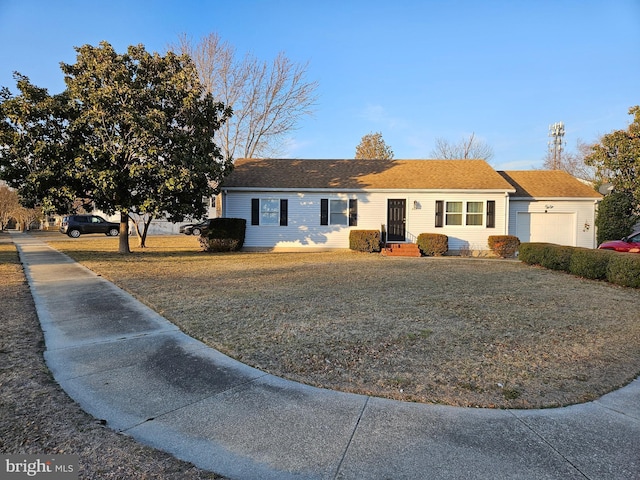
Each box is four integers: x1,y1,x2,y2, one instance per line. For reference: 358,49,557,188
498,170,602,198
223,158,516,191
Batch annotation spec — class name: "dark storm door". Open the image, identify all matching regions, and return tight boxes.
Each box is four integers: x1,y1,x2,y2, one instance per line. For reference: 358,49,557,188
387,199,406,241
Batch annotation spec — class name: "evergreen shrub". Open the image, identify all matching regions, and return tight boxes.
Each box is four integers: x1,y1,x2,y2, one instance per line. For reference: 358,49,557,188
540,244,573,272
349,230,381,252
607,254,640,288
518,243,549,265
519,242,639,289
487,235,520,258
569,248,614,280
199,218,246,252
417,233,448,256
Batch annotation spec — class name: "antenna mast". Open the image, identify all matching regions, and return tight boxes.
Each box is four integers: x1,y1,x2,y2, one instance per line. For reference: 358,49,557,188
548,122,565,169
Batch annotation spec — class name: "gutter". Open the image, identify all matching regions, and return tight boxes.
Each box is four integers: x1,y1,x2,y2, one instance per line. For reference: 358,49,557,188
223,187,518,194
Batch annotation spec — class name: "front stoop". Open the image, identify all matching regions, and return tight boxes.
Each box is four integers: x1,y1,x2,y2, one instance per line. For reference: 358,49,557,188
381,243,422,257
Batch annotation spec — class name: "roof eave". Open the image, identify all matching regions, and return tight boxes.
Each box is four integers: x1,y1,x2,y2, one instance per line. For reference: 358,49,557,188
509,196,602,200
223,187,517,194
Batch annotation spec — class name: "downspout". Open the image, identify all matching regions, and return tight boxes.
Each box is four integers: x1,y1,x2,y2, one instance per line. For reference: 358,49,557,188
593,199,600,249
221,190,228,218
504,192,510,235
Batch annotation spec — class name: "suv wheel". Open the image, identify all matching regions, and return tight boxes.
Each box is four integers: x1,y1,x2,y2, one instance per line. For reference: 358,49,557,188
191,227,202,236
68,229,81,238
107,228,119,236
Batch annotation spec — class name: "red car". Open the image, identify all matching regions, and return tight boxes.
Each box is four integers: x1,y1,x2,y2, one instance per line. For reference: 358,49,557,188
598,230,640,253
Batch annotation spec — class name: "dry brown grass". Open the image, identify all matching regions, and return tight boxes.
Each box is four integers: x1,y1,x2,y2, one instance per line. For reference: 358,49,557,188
40,232,640,409
0,234,223,478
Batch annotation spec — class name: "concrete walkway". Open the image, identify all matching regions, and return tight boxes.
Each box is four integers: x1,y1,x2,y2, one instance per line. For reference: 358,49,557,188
12,233,640,480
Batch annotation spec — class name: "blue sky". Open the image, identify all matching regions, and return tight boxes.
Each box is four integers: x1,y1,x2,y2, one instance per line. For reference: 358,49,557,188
1,0,638,170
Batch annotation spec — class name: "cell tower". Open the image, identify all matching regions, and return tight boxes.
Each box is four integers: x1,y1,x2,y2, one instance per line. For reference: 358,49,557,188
548,122,565,170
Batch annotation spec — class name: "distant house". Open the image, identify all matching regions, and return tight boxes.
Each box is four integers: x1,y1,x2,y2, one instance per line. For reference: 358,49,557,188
219,159,601,252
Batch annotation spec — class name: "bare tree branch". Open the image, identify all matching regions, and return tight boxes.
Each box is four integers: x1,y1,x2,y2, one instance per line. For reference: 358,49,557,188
171,33,318,160
543,138,597,182
430,133,494,160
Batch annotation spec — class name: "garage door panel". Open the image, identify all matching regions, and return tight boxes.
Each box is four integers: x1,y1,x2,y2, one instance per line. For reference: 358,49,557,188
516,213,575,246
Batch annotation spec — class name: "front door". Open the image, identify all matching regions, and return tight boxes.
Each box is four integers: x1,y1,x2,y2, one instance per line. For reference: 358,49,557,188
387,199,406,242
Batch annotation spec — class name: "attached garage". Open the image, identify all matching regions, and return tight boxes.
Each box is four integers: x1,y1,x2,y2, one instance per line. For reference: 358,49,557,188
499,170,601,249
516,212,576,245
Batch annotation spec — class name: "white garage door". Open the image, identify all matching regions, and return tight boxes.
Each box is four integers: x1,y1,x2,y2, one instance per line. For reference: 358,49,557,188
516,212,575,245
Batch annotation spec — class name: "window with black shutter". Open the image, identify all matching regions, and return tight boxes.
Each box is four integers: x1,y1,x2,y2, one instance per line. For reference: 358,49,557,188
321,198,356,225
252,198,287,226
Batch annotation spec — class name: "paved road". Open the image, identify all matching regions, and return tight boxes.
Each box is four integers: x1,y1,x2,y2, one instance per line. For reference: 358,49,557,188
12,233,640,480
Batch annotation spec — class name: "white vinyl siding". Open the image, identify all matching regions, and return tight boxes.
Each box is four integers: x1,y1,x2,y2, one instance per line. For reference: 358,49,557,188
223,191,509,251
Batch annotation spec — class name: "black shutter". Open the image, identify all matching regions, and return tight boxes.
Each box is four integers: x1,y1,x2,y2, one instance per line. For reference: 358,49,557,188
251,198,259,225
348,199,358,226
435,200,444,228
320,199,328,225
486,200,495,228
280,199,288,226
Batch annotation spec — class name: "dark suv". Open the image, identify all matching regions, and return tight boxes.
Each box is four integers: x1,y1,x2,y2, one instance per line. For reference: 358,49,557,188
60,215,120,238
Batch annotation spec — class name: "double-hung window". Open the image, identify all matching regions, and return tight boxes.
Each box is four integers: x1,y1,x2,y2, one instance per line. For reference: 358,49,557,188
320,198,357,226
436,200,492,227
251,198,288,226
445,202,463,226
330,199,348,225
260,198,280,225
466,202,484,226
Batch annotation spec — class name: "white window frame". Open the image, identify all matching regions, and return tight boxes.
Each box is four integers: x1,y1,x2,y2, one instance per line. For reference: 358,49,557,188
466,201,484,226
445,201,463,226
260,198,280,226
444,201,485,227
329,199,348,225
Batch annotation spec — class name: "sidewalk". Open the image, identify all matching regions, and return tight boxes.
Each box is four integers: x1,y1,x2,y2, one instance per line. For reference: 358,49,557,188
12,233,640,480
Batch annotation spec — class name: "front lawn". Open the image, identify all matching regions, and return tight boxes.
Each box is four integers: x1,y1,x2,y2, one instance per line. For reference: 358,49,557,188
46,234,640,409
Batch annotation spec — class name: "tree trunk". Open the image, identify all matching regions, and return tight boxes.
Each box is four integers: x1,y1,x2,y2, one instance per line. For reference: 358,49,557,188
130,213,153,248
139,217,152,248
118,212,131,254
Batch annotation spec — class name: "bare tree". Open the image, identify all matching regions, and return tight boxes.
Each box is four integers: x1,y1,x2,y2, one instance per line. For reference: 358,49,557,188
543,139,597,182
0,184,20,230
355,132,394,160
172,33,318,160
11,205,42,231
430,132,494,161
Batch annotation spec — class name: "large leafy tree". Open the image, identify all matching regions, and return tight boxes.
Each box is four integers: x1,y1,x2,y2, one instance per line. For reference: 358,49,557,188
595,190,638,244
355,132,394,160
0,75,82,214
586,106,640,242
1,42,232,253
586,106,640,205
